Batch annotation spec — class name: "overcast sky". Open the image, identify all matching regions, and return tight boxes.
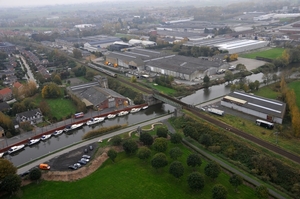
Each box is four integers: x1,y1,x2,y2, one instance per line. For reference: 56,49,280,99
0,0,115,7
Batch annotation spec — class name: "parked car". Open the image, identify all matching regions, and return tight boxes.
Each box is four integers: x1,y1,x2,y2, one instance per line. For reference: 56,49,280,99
81,158,89,162
82,155,90,159
84,148,88,153
78,160,87,165
39,163,50,170
89,145,93,151
74,163,81,168
68,165,77,170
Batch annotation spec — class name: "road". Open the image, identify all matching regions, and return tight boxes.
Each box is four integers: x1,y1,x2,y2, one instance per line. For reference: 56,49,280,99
17,114,172,174
16,55,38,86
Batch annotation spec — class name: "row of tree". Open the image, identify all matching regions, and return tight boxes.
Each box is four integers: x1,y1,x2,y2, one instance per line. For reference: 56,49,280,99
280,78,300,137
171,116,300,198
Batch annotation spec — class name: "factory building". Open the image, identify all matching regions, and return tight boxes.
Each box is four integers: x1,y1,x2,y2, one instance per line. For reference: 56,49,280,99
221,91,286,124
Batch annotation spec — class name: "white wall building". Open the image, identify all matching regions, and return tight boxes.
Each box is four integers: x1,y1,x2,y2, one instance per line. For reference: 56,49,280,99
215,40,269,54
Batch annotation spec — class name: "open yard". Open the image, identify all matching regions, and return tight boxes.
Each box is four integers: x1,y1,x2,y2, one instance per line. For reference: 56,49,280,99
34,95,77,120
240,48,284,60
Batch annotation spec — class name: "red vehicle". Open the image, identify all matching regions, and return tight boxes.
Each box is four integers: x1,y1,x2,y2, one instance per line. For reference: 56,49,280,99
74,112,84,119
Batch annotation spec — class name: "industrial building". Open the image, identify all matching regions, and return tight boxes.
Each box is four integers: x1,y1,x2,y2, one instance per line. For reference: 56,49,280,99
221,91,286,124
185,38,269,54
67,77,128,110
214,40,269,54
105,48,227,81
83,36,122,52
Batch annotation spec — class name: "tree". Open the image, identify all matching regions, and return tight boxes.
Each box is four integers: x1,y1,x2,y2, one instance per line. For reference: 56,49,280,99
137,146,152,161
0,159,17,181
229,174,243,192
107,149,117,162
153,137,168,152
53,74,62,85
156,127,168,138
200,134,212,148
39,100,51,116
42,82,62,99
122,139,138,154
203,75,210,87
169,147,183,160
29,168,42,182
73,48,82,59
187,154,202,168
212,184,227,199
187,172,205,191
21,80,37,97
139,132,154,146
255,185,269,199
170,133,182,144
151,152,168,170
224,70,234,84
130,75,137,83
169,161,184,179
204,161,221,181
1,174,21,195
111,135,122,146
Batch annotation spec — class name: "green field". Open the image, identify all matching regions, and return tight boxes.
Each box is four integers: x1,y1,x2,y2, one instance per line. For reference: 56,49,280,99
288,80,300,108
151,83,177,95
8,144,258,199
253,85,279,99
240,48,284,60
34,95,77,120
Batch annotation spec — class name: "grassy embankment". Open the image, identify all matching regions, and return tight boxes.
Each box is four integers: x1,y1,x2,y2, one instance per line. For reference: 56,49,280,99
240,48,284,60
8,142,258,199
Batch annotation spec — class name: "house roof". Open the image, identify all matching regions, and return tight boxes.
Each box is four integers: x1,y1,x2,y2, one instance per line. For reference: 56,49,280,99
0,87,12,95
13,81,23,89
0,102,10,111
16,108,43,119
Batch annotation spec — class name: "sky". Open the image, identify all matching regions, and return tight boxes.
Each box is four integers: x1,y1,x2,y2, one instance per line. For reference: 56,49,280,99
0,0,118,7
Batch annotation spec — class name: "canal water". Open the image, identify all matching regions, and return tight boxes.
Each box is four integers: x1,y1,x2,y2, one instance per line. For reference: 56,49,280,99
8,73,264,167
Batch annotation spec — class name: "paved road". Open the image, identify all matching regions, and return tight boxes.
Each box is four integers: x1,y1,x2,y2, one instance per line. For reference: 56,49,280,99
17,114,172,174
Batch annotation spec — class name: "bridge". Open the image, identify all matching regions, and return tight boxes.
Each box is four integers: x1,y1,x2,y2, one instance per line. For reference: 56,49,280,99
152,92,183,110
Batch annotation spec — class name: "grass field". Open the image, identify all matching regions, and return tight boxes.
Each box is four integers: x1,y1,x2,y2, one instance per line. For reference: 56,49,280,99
34,95,77,120
240,48,284,60
8,144,258,199
151,83,177,95
288,80,300,108
253,85,279,99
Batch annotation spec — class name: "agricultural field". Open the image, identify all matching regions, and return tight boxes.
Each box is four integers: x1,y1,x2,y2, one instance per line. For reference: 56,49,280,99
240,48,284,60
8,144,258,199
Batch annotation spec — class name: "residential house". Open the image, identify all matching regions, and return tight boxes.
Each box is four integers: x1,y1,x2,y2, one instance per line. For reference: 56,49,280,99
15,108,43,124
0,87,12,101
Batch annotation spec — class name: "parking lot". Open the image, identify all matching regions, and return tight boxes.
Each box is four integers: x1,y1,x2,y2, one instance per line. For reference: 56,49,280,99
47,142,98,171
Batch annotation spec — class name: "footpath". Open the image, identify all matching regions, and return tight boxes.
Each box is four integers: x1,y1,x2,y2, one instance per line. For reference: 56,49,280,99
162,120,287,199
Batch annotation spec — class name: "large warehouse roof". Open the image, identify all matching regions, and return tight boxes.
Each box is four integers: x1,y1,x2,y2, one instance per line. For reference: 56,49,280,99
224,91,286,119
215,40,268,50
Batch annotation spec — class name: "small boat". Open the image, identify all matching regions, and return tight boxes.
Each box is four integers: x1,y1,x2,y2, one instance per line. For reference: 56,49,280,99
0,152,4,158
8,144,25,154
71,123,84,130
118,111,129,116
52,130,63,136
28,138,40,146
107,114,116,119
130,108,141,113
86,117,105,126
41,134,51,141
142,106,148,110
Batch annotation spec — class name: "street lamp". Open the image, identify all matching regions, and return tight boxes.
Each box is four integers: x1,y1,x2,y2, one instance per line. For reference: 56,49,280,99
274,132,280,145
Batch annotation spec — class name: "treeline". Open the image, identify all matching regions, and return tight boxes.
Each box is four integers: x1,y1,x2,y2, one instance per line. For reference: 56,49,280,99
170,116,300,198
280,78,300,137
108,78,145,105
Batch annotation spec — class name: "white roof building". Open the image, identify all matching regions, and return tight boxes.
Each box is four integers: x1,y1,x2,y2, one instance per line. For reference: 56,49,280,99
215,40,269,54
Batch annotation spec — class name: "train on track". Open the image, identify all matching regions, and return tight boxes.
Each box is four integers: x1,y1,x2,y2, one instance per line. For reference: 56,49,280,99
87,63,117,78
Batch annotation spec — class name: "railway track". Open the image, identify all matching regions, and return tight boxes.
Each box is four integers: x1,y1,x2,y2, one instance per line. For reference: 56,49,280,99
158,92,300,164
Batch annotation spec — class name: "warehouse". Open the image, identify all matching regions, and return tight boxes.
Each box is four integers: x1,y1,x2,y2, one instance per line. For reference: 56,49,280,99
215,40,269,54
221,91,286,124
